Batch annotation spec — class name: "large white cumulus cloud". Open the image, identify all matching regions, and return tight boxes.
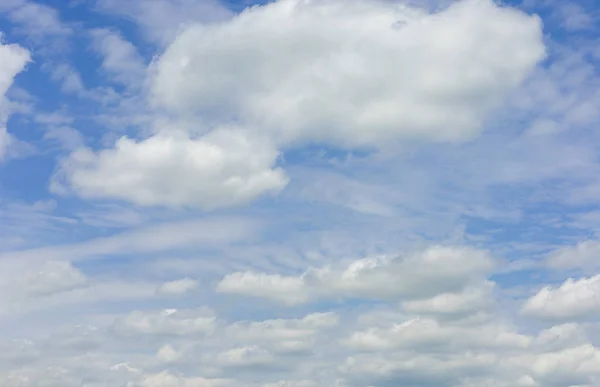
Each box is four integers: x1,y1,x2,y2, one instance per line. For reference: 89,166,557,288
152,0,545,146
55,0,545,209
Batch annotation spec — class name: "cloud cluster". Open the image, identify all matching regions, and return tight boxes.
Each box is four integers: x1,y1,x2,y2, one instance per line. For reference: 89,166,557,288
55,0,545,209
3,244,600,386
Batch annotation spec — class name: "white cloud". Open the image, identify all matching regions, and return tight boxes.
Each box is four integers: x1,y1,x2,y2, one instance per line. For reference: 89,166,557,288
546,239,600,271
522,274,600,320
226,312,338,354
345,317,530,352
401,280,495,320
0,216,259,262
152,0,544,148
513,344,600,386
217,245,496,305
157,278,199,296
217,271,307,305
534,323,590,352
0,32,30,161
216,345,278,369
228,312,339,341
22,261,87,297
43,125,84,151
112,307,216,336
262,381,317,387
53,129,288,209
7,2,71,40
57,0,545,209
0,260,87,312
89,28,146,88
555,3,594,31
96,0,232,45
135,370,231,387
47,63,85,94
156,344,182,364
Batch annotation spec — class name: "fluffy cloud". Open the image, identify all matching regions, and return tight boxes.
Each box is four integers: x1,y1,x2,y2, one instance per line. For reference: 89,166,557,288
21,261,87,297
226,312,338,355
344,318,530,352
53,129,288,209
152,0,544,147
0,260,87,314
157,278,199,296
0,32,30,160
546,239,600,271
217,246,495,305
401,280,495,320
522,274,600,321
112,308,216,336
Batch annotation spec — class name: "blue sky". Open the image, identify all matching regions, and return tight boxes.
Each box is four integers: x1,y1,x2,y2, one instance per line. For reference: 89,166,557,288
1,0,600,386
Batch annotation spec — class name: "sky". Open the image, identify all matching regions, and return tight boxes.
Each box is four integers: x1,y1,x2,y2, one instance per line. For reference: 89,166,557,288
1,0,600,385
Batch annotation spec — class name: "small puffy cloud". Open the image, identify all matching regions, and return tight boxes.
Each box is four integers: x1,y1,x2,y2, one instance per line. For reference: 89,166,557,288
156,278,198,296
111,307,216,336
216,346,278,369
227,312,339,341
401,280,496,320
217,272,307,305
217,246,495,305
226,312,338,354
52,129,288,209
152,0,544,147
522,275,600,321
156,344,182,364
